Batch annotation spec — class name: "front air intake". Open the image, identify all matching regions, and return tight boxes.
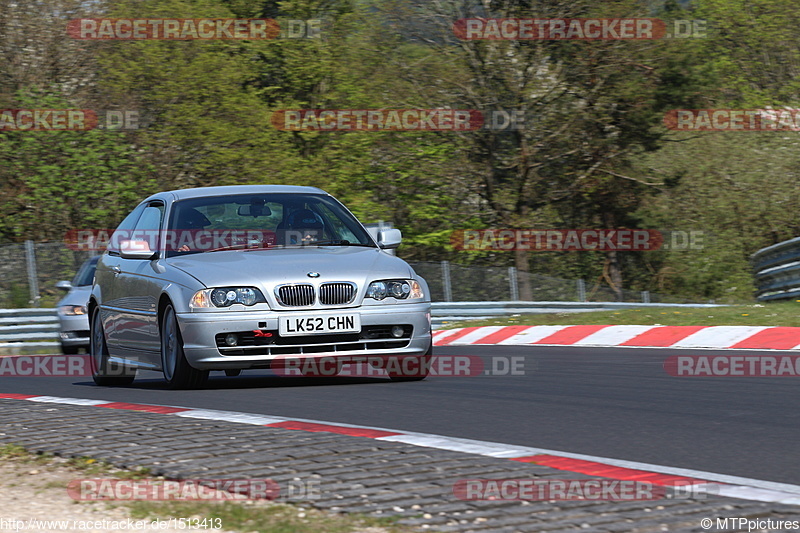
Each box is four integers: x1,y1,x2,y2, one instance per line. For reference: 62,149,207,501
276,284,315,307
319,282,356,305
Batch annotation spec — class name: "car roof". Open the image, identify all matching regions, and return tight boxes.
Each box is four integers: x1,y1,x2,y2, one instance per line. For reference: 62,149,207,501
150,185,329,202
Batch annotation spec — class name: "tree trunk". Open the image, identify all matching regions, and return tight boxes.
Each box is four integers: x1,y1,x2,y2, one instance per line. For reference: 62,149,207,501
514,249,534,301
605,250,624,302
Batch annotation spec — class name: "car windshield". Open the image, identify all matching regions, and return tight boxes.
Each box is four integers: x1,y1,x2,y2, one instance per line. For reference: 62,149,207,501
72,257,99,286
165,193,376,256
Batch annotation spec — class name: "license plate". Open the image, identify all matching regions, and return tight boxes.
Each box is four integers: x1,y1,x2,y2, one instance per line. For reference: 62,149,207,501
279,313,360,337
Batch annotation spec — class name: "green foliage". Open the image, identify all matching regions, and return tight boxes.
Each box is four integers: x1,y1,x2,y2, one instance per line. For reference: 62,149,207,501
2,0,800,304
0,92,156,242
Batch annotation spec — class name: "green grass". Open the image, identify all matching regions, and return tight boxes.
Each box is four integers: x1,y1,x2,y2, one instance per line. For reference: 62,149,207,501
442,301,800,329
0,443,151,478
128,501,413,533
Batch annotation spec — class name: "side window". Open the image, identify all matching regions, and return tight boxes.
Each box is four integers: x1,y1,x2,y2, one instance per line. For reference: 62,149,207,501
107,204,145,254
130,203,165,253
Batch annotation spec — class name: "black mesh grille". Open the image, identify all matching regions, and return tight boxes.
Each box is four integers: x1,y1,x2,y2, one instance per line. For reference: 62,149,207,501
276,284,315,307
319,282,356,305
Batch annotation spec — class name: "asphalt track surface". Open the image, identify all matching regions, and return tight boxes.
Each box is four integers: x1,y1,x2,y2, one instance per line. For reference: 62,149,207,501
3,346,798,486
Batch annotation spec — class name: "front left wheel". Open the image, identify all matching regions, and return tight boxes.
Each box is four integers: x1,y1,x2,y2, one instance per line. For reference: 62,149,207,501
161,304,208,389
90,308,136,386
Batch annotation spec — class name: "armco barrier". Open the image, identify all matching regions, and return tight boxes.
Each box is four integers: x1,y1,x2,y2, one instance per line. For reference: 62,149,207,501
0,304,731,350
752,237,800,301
0,308,59,351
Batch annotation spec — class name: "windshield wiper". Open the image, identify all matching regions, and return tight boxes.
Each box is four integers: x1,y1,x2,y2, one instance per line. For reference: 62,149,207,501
303,240,373,247
203,243,275,253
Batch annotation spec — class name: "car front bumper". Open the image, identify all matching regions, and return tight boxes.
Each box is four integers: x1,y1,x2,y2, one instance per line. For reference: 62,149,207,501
176,303,432,370
58,313,90,347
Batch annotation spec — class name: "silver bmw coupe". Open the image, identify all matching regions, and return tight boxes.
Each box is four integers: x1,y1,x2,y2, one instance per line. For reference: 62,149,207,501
89,185,432,388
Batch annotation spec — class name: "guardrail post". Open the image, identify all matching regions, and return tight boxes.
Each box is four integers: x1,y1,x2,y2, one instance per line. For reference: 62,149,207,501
577,279,586,302
441,260,453,302
641,291,651,304
24,240,40,308
509,267,519,301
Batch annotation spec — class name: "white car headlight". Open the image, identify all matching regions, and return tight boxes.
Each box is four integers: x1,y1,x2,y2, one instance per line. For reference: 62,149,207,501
190,287,266,308
366,279,423,301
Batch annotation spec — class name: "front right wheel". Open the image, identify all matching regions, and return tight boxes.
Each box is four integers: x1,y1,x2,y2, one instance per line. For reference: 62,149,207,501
161,304,208,389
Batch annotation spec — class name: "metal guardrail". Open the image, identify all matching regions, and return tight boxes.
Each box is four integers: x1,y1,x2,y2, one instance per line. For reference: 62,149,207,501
752,237,800,301
0,308,59,350
0,302,731,349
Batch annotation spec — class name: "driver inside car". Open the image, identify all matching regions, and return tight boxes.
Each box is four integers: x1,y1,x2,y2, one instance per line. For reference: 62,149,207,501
283,208,325,244
174,208,211,252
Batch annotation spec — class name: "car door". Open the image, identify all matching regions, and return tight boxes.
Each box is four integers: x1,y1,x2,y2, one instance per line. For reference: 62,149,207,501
101,204,145,352
114,201,166,362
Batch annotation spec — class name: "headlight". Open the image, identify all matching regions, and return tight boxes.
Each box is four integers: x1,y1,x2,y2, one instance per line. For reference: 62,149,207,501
366,279,423,301
190,287,266,308
59,305,87,316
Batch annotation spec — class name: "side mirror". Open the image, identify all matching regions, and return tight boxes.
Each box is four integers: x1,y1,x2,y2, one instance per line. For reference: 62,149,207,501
55,280,72,291
119,239,157,260
378,228,402,249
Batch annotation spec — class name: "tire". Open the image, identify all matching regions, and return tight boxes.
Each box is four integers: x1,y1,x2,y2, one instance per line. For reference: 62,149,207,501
388,343,433,382
161,304,208,389
61,344,80,355
225,369,242,377
90,308,136,386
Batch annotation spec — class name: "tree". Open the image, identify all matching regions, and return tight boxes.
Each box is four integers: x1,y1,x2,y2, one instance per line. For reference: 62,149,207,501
356,0,705,299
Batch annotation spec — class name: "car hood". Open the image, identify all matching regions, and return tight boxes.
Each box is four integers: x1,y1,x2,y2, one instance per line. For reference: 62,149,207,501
57,286,92,308
166,247,414,288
